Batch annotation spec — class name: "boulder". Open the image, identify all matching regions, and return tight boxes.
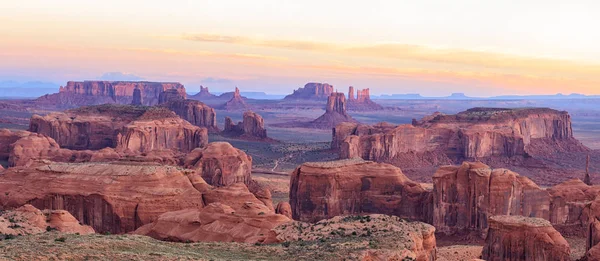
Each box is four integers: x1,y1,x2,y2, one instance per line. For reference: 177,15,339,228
289,158,431,223
275,202,292,219
183,142,252,187
481,215,570,261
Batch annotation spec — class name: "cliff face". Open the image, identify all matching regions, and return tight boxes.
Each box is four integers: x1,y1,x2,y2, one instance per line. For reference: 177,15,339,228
482,215,571,261
158,88,186,104
337,108,584,167
29,105,207,153
284,82,334,100
289,159,432,223
160,99,218,132
36,81,186,107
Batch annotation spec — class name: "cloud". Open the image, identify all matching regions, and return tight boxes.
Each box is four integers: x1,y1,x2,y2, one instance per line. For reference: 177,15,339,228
98,72,143,81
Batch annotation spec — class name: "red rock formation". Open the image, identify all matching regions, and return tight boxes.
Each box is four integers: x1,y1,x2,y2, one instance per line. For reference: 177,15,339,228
35,81,186,108
160,99,218,132
309,92,358,129
116,116,208,153
0,129,29,161
289,158,431,223
131,87,143,105
190,85,217,100
338,108,586,173
0,161,205,234
221,87,249,110
183,142,252,187
482,215,571,261
332,122,396,149
347,86,383,111
275,202,292,219
0,204,94,236
133,202,290,243
284,82,334,100
222,111,272,141
158,88,186,104
30,105,206,153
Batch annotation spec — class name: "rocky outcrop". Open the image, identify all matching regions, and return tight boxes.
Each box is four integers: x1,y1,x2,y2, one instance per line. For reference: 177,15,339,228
272,214,436,261
131,87,143,105
160,99,218,132
221,87,249,110
309,92,358,129
284,82,334,100
0,162,205,234
134,202,290,244
275,202,292,219
289,158,431,223
0,204,95,236
35,81,187,108
0,129,29,161
183,142,252,187
338,108,586,172
222,111,271,141
432,162,600,236
190,85,217,100
158,88,186,104
29,105,207,153
332,122,396,149
347,86,383,111
481,215,570,261
116,116,208,153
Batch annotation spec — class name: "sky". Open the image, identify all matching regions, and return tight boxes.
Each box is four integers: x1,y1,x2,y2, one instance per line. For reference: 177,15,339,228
1,0,600,96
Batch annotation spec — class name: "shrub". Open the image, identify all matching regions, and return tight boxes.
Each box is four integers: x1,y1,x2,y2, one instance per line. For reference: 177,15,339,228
55,237,66,242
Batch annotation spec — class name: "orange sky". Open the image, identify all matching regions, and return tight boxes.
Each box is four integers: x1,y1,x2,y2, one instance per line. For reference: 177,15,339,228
1,1,600,96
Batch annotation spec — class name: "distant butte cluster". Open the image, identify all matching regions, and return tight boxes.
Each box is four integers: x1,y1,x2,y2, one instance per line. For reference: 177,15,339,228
347,86,383,111
284,82,334,100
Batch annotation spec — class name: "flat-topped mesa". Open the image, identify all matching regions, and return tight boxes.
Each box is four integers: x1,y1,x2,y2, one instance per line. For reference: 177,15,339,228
337,107,586,168
159,99,219,132
482,215,571,261
221,87,249,110
37,81,187,107
332,122,396,149
289,158,432,223
158,88,186,104
29,104,208,153
284,82,334,100
309,92,358,129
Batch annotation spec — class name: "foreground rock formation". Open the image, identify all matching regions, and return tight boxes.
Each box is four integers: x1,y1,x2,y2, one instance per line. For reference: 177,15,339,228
0,162,205,234
273,214,436,261
481,215,571,261
184,142,252,187
35,81,187,108
347,86,383,111
223,111,272,141
289,158,431,223
336,108,588,178
308,92,358,129
29,105,207,153
159,99,219,132
0,204,95,236
284,82,333,100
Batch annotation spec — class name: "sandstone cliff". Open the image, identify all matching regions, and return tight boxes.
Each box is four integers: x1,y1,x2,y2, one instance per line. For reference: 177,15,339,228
29,105,207,153
284,82,334,100
160,99,218,132
289,158,431,223
35,81,187,108
0,204,95,236
158,88,186,103
183,142,252,187
482,215,571,261
337,108,587,177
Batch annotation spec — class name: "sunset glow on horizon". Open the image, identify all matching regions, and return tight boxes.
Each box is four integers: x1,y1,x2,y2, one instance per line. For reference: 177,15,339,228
2,0,600,96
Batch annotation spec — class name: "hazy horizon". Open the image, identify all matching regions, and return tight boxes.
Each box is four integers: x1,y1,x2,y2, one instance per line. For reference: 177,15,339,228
2,0,600,96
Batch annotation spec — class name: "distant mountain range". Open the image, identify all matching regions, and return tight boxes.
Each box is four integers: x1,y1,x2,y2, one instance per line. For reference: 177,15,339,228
372,92,600,100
